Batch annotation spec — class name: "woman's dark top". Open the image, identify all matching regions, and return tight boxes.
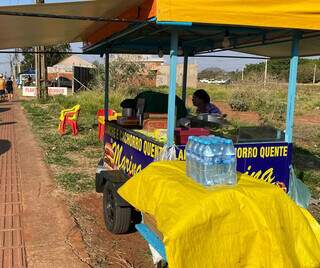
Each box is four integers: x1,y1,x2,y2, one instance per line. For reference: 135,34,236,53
6,80,13,93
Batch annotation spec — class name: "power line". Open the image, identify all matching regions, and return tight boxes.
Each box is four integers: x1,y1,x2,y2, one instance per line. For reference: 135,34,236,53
0,10,146,24
0,50,85,54
193,55,269,60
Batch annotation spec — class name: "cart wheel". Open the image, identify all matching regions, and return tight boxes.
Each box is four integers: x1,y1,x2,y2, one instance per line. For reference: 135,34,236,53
103,181,131,234
155,260,168,268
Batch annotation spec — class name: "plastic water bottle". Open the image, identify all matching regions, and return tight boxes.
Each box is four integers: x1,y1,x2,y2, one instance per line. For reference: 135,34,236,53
187,136,237,187
207,137,220,185
224,139,237,184
186,136,194,177
191,137,200,180
196,139,206,184
202,140,215,186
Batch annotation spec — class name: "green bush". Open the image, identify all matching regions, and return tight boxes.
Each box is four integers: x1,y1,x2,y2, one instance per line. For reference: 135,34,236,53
228,89,250,111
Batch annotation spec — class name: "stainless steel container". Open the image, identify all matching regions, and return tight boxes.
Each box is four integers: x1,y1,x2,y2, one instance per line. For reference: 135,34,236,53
197,113,224,124
122,108,133,117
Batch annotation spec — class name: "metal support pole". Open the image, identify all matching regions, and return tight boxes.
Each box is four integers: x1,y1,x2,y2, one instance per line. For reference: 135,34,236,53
285,33,300,143
182,54,188,104
167,31,178,146
104,52,110,143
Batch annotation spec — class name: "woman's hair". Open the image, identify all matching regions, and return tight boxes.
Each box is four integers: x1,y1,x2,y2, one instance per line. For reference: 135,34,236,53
193,89,210,104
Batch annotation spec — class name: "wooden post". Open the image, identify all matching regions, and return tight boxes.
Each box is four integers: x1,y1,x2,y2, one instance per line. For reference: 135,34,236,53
35,0,46,99
40,45,48,98
35,46,41,98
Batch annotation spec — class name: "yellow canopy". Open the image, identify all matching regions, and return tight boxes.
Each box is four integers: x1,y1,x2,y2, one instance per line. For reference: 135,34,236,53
0,0,143,49
119,161,320,268
157,0,320,31
1,0,320,57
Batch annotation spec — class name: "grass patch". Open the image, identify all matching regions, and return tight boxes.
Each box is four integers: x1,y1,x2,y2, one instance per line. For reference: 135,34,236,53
46,153,73,166
57,172,95,193
21,86,319,203
83,150,103,159
21,93,104,193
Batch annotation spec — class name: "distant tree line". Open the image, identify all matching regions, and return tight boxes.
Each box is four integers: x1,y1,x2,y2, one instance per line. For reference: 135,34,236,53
199,58,320,83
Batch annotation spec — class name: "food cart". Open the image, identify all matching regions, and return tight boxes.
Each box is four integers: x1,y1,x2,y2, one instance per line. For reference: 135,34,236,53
82,0,320,264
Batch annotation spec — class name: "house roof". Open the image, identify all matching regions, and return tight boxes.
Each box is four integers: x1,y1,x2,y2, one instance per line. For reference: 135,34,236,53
54,55,95,68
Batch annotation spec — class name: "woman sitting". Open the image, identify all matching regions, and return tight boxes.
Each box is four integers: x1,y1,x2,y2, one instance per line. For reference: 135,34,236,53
192,89,222,115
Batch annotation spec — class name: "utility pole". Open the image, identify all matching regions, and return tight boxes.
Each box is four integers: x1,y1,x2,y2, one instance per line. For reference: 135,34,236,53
13,48,20,81
35,0,47,99
313,64,317,84
241,69,244,81
264,59,268,86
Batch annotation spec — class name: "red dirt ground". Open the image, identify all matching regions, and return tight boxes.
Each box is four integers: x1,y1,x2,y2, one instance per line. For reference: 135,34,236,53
215,101,261,124
74,193,153,268
15,96,153,267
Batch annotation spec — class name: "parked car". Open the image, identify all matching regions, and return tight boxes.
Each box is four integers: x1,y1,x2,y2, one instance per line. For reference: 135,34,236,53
199,78,231,84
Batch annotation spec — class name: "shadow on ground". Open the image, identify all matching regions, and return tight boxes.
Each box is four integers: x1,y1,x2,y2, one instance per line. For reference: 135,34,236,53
0,107,10,113
293,146,320,172
0,122,16,126
0,139,11,155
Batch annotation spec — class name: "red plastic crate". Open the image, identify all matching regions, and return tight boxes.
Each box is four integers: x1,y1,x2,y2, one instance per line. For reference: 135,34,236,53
175,128,210,145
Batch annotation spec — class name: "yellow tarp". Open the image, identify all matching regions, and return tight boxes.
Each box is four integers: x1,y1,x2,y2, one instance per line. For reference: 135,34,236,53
118,161,320,268
157,0,320,31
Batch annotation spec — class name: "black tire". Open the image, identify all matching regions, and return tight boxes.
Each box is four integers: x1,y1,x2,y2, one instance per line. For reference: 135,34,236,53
103,181,131,234
155,261,168,268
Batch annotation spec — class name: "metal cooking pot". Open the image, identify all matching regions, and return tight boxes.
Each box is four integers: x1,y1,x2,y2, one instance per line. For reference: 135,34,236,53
122,108,134,117
197,113,224,124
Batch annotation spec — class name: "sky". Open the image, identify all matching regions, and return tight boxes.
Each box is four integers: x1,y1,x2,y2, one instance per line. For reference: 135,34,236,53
0,0,263,75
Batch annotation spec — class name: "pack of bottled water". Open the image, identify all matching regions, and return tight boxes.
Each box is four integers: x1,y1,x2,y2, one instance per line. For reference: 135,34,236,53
186,135,237,186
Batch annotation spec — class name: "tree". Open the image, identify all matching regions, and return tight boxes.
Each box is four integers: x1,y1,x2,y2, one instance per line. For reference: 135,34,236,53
89,55,146,92
244,58,320,83
198,67,226,80
21,44,71,72
109,55,145,90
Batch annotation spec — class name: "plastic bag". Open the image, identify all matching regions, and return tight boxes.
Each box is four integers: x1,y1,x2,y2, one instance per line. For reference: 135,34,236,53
154,145,177,161
288,165,311,209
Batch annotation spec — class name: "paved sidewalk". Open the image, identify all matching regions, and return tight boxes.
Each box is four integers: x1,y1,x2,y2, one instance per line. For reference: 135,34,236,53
0,102,27,267
0,101,88,268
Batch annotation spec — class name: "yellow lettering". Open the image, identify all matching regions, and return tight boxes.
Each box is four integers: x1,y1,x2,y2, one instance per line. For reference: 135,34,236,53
136,165,142,173
245,165,276,183
151,143,155,158
244,165,252,175
252,170,262,179
260,168,275,183
242,147,248,158
270,146,275,157
178,150,184,160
